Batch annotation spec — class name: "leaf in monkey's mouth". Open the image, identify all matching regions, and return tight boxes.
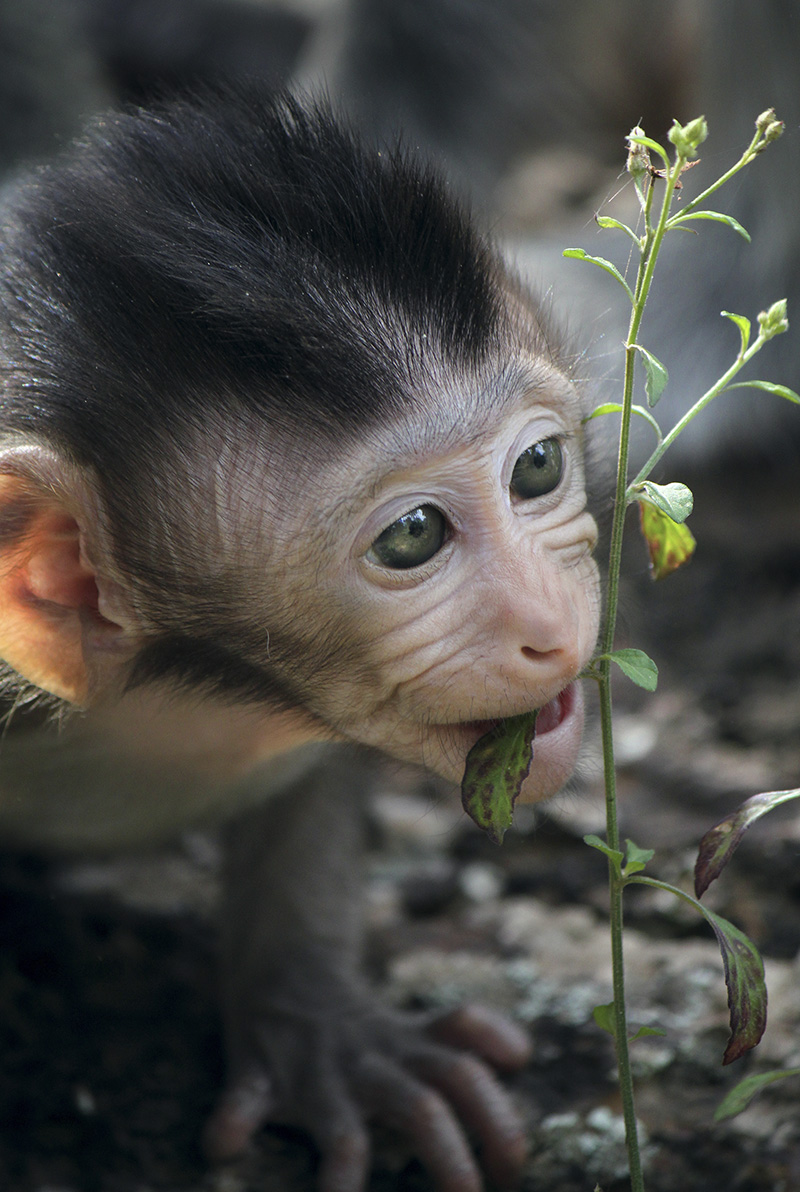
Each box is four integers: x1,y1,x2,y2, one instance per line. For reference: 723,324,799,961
460,710,537,844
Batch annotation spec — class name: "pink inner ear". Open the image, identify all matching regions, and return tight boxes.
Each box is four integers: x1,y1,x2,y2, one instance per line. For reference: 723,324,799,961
21,512,100,612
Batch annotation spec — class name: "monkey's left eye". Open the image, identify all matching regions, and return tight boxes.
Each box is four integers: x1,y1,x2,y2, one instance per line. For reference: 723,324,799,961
368,505,448,569
510,437,563,499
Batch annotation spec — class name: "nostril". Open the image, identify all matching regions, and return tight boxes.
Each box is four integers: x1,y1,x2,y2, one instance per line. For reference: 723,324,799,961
521,645,557,662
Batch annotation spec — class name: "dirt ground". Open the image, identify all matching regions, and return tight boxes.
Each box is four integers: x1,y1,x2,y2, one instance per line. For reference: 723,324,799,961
1,459,799,1192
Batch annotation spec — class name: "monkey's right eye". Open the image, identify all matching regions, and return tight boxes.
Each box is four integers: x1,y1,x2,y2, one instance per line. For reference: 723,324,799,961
368,505,448,569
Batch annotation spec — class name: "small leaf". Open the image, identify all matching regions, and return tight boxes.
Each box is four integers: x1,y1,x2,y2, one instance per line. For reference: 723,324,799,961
592,1002,616,1037
695,788,800,897
714,1068,800,1122
623,839,655,876
630,480,693,524
604,647,659,691
460,712,537,844
721,310,752,356
627,133,670,164
562,248,634,303
584,834,624,875
582,402,663,441
705,908,767,1064
632,344,669,407
638,500,697,579
669,211,751,241
630,1025,667,1042
728,380,800,404
595,215,641,246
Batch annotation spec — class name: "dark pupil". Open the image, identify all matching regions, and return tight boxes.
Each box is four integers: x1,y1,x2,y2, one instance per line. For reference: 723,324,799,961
371,505,446,569
510,438,563,499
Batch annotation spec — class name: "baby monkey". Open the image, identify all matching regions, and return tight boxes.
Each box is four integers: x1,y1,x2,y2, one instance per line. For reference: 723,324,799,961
0,90,600,1190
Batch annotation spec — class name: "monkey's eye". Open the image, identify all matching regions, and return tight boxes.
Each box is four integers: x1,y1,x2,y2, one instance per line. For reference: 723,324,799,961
510,437,563,499
368,505,448,569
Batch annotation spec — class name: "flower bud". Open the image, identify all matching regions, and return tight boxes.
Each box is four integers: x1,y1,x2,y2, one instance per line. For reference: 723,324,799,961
626,126,650,180
667,116,708,158
758,299,789,340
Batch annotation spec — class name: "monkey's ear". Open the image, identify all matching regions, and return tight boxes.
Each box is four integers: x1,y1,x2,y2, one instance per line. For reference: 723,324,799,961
0,456,133,705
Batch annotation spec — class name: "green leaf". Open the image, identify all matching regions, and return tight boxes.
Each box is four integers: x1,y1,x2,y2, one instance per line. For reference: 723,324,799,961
562,248,634,303
584,834,624,875
632,344,669,407
721,310,752,356
595,215,641,246
630,1025,667,1042
603,647,659,691
695,788,800,897
627,133,670,165
630,480,694,523
669,211,751,241
728,380,800,404
592,1002,616,1037
623,838,655,876
460,712,537,844
638,499,697,579
714,1068,800,1122
582,402,663,441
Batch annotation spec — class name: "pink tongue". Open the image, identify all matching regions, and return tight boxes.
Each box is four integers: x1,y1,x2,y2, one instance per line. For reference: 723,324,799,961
536,689,566,735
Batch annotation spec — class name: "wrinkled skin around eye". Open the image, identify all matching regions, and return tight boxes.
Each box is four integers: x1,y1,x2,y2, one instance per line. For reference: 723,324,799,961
369,504,448,569
509,438,563,500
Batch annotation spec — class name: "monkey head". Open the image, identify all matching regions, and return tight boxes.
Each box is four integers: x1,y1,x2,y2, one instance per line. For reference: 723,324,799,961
0,90,600,806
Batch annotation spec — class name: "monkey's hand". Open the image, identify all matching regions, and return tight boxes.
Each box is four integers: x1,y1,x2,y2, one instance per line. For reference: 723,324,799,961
205,983,531,1192
205,748,531,1192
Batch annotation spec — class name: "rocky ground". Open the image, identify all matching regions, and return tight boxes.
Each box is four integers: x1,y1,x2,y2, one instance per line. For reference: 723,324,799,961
1,460,800,1192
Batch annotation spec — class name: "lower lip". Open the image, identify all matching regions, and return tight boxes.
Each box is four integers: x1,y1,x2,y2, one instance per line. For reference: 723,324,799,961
459,683,576,743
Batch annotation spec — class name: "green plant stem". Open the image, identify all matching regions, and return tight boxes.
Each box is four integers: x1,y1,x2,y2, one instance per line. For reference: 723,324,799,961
630,331,772,486
596,150,690,1192
666,125,766,225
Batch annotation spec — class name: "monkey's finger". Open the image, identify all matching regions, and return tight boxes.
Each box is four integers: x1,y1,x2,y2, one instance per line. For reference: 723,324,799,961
315,1119,371,1192
203,1069,275,1161
356,1055,482,1192
411,1050,528,1188
429,1004,532,1071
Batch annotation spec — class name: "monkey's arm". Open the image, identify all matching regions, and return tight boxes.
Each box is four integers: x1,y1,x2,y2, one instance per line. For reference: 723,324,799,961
207,745,531,1192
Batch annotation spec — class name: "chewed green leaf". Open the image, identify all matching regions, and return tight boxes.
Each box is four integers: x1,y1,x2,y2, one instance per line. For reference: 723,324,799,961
728,380,800,404
460,712,537,844
670,210,751,241
604,648,658,691
704,908,767,1064
695,788,800,897
630,480,694,524
714,1068,800,1122
721,310,752,355
638,500,697,579
632,344,669,406
562,248,634,303
592,1002,616,1037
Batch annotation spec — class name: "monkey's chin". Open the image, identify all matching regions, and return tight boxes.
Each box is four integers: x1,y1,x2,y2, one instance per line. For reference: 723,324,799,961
431,681,585,804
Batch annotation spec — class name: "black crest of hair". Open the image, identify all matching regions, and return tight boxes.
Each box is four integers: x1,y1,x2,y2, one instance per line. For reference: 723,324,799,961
0,86,523,705
0,85,509,462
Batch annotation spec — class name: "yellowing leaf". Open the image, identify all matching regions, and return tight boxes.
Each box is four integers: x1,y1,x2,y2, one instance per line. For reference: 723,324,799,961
638,500,696,579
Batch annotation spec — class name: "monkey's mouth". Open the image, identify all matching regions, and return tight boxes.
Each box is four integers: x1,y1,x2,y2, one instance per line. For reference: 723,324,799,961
455,682,576,744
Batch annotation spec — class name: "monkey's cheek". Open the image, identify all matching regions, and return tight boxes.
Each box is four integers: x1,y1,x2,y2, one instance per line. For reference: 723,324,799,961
515,681,586,805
